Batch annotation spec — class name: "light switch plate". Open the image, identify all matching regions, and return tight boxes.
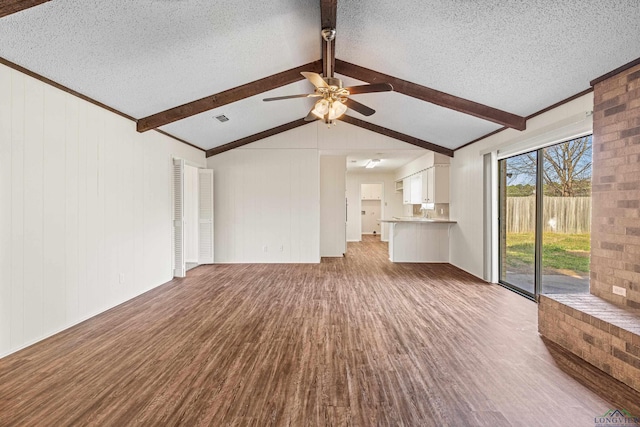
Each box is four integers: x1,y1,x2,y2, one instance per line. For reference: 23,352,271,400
612,286,626,297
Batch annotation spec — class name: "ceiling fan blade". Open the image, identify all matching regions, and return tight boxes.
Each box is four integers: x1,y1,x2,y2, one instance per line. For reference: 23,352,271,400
344,82,393,95
263,93,321,102
304,108,318,121
344,98,376,116
301,72,328,89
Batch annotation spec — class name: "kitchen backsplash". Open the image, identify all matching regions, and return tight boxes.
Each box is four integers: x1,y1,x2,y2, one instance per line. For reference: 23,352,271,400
412,203,449,219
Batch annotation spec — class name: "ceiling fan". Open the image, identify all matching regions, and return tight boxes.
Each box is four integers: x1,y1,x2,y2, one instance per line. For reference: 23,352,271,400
263,29,393,125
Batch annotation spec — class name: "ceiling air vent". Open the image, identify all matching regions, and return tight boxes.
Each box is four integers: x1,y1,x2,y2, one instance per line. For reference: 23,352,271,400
215,115,229,123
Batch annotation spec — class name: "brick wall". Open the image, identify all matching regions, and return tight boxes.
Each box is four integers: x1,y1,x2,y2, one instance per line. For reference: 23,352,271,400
539,294,640,392
591,63,640,309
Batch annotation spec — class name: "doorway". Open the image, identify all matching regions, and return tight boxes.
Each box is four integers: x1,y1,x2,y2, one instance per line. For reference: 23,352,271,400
361,183,383,239
172,158,214,278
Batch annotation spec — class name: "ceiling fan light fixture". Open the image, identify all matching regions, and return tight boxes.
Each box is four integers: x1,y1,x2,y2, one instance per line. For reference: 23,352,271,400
329,100,347,119
311,98,329,119
311,98,347,122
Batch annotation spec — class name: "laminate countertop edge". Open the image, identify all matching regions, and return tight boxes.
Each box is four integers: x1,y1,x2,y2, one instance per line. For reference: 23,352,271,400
380,218,457,224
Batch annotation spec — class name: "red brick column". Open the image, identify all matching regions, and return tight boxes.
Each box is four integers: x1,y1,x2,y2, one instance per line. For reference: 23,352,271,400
591,63,640,309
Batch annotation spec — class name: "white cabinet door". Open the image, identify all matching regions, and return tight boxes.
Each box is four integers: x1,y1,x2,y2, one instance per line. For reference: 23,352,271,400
421,166,450,203
361,184,370,200
370,184,382,200
410,174,422,204
362,183,382,200
402,177,411,204
422,167,434,203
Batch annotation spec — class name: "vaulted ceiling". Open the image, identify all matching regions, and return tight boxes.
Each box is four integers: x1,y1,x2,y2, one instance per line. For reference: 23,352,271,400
1,0,639,157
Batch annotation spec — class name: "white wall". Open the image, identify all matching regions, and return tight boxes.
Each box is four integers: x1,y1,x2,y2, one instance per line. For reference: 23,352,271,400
450,92,594,279
320,156,346,257
361,199,382,234
0,63,205,357
206,122,423,261
206,126,320,263
346,172,404,242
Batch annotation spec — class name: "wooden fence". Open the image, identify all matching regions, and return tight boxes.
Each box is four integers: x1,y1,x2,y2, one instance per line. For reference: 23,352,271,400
506,196,591,233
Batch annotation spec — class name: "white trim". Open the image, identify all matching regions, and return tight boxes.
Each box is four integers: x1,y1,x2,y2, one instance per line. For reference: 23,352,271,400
479,111,593,159
173,156,205,169
490,151,499,283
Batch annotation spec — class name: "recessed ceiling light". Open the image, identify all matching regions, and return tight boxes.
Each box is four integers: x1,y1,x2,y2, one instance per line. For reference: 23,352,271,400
365,159,381,169
215,115,229,123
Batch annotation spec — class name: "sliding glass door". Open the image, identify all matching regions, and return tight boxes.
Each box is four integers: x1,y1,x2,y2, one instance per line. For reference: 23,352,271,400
540,136,592,294
499,135,592,299
499,152,537,297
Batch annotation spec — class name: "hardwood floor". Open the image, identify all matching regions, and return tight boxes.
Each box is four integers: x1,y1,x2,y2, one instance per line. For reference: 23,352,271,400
1,235,639,426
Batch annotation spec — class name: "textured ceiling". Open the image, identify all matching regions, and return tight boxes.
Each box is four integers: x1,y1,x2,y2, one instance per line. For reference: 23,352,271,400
0,0,320,117
337,0,640,115
1,0,639,152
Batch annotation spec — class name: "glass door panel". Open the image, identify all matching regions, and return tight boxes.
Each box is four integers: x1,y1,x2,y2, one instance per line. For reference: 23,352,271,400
540,136,592,294
499,152,537,296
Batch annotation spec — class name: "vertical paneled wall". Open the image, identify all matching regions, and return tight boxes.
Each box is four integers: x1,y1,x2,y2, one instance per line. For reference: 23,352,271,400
591,63,640,308
207,134,320,263
320,156,346,257
0,64,205,357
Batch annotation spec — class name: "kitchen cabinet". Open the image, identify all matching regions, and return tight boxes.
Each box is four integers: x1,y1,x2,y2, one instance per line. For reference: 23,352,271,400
361,183,382,200
402,177,411,204
410,174,422,204
421,165,450,204
383,219,454,262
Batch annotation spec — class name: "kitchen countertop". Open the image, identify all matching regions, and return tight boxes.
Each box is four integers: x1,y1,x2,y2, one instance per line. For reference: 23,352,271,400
380,217,457,224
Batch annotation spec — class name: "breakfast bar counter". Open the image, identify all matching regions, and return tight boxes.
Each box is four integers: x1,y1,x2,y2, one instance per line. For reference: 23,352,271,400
380,217,456,263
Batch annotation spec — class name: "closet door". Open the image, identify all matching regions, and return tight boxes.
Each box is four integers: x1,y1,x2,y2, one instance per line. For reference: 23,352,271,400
198,169,214,264
173,159,186,277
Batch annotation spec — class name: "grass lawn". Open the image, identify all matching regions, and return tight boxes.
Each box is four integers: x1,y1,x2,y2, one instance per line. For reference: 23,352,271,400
505,232,590,275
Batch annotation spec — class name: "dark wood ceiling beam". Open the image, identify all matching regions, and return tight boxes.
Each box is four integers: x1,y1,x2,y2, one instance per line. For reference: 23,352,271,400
339,115,454,157
0,0,50,18
335,59,527,131
454,87,594,152
590,56,640,86
206,118,311,157
137,60,323,132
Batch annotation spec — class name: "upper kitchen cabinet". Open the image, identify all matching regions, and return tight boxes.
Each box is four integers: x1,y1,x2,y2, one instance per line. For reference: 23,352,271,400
421,165,450,204
361,183,383,200
410,174,422,204
402,177,411,205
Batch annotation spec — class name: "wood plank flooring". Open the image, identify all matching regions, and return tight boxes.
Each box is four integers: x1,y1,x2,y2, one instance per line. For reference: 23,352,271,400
1,235,639,426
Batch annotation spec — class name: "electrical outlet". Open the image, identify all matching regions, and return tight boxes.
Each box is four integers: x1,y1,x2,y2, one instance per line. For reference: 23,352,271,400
263,245,268,252
119,273,125,284
612,286,626,297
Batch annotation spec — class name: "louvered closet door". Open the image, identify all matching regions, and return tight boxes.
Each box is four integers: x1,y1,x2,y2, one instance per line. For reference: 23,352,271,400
198,169,214,264
173,159,186,277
